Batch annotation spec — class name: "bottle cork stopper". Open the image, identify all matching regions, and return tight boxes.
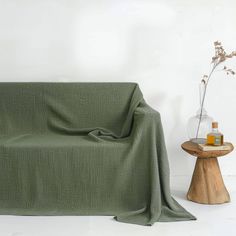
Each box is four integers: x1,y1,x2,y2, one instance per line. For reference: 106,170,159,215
212,122,218,128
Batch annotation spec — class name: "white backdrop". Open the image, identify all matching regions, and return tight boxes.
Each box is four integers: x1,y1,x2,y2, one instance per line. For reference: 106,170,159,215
0,0,235,176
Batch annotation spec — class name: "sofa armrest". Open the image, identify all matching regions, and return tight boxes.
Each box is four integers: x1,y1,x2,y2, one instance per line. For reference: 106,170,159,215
134,102,160,118
132,100,170,177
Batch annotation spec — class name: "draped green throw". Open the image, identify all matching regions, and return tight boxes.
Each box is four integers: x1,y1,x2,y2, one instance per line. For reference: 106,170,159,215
0,82,196,225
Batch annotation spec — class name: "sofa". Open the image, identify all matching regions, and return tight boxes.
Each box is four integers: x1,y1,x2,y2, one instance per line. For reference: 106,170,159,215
0,82,195,225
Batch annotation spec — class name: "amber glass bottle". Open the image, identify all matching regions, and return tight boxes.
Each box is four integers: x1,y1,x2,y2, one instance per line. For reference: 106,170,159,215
207,122,224,146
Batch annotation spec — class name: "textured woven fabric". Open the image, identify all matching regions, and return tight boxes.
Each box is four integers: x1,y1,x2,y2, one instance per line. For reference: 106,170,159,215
0,82,196,225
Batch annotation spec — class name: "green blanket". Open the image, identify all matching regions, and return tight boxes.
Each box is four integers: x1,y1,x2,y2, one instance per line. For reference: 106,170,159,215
0,82,196,225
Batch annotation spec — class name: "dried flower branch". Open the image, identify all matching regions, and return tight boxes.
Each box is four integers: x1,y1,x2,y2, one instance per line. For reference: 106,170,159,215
195,41,236,139
223,66,235,75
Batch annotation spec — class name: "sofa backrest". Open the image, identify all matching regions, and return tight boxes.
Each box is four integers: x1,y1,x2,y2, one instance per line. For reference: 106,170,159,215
0,83,139,135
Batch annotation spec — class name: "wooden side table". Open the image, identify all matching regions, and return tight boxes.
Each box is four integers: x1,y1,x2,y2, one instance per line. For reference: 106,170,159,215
181,141,234,204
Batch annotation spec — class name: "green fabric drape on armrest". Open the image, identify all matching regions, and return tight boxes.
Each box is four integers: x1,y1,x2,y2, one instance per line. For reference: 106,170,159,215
114,101,196,225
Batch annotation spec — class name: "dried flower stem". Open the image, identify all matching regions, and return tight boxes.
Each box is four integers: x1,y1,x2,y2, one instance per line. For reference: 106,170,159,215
195,63,218,139
195,41,236,140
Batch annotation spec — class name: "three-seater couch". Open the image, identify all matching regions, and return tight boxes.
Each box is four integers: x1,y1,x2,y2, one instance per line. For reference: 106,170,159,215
0,82,195,225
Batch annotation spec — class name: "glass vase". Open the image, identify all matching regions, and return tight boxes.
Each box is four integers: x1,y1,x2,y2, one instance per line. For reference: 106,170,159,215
187,107,213,144
187,81,213,144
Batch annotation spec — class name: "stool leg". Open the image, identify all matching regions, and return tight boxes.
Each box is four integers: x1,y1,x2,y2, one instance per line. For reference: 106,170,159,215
187,157,230,204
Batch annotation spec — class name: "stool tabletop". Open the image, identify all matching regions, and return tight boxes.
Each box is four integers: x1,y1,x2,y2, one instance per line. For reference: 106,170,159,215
181,141,234,158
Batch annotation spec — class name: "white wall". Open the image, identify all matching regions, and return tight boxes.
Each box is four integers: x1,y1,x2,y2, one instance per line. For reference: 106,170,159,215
0,0,236,176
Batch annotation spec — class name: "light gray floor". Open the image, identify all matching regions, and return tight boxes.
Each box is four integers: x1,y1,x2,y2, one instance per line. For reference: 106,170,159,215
0,176,235,236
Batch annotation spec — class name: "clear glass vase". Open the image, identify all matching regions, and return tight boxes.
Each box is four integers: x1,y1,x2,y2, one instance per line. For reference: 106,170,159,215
187,107,213,144
187,81,213,144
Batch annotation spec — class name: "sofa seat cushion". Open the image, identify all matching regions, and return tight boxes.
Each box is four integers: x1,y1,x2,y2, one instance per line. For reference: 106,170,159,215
0,134,133,215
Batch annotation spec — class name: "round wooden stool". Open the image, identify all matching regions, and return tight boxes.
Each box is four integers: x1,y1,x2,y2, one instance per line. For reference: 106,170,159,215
181,141,234,204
